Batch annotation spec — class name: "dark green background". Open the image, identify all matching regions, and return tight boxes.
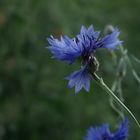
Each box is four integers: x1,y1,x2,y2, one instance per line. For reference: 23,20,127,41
0,0,140,139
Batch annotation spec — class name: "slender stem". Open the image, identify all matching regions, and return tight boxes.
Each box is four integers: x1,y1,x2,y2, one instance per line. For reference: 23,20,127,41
110,80,124,119
117,78,124,102
132,69,140,83
109,97,124,119
131,55,140,64
117,78,124,118
92,73,140,129
110,81,125,119
119,45,140,84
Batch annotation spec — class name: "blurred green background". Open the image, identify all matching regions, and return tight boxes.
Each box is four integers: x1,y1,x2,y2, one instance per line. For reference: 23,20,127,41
0,0,140,139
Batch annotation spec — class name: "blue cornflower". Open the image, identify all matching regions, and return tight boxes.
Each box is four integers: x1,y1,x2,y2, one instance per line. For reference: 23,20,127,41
48,25,121,93
84,119,128,140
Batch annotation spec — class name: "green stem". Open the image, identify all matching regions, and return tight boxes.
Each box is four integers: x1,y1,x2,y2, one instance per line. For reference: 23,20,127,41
117,78,124,102
92,73,140,129
119,45,140,84
110,80,124,119
109,97,124,119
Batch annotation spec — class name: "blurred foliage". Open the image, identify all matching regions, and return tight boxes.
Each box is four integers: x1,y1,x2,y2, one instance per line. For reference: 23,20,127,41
0,0,140,139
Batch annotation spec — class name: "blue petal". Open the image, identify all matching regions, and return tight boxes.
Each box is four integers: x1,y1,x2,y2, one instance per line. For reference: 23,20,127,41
77,25,100,55
80,25,100,39
84,127,101,140
84,119,128,140
84,124,111,140
87,25,94,35
113,119,128,140
81,25,87,35
101,28,122,49
47,35,82,64
87,25,100,39
65,66,91,93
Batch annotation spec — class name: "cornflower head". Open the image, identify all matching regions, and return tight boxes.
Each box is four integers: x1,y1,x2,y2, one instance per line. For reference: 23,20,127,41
84,119,128,140
48,25,122,93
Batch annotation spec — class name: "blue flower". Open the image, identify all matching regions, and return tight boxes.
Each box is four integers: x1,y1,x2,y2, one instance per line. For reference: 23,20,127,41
48,25,121,93
84,119,128,140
